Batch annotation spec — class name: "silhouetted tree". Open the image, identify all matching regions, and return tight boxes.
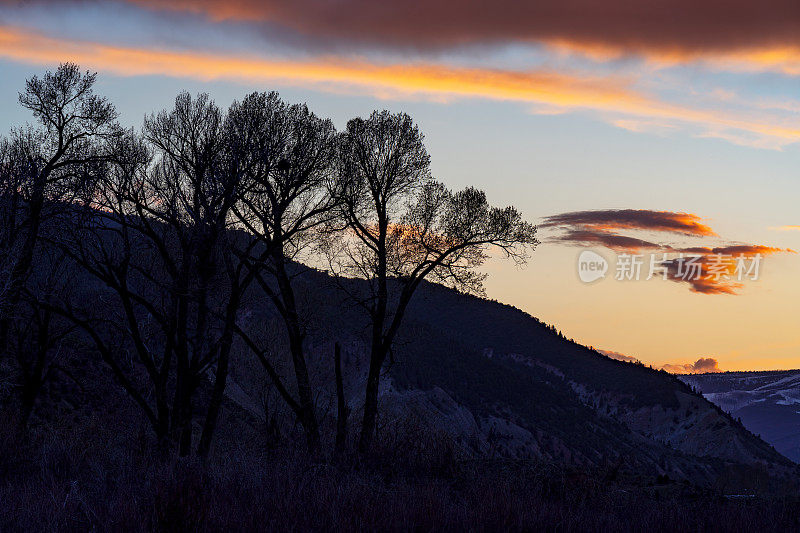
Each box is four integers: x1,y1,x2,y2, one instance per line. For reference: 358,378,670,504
227,92,338,453
3,65,539,462
50,94,246,455
330,111,538,452
43,132,176,443
0,64,120,425
133,92,244,455
0,64,120,350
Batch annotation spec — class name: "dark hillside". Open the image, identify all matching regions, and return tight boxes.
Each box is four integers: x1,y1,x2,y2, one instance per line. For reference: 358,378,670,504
224,263,792,476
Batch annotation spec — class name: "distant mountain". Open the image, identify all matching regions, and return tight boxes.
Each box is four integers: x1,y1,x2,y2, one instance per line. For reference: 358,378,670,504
679,371,800,463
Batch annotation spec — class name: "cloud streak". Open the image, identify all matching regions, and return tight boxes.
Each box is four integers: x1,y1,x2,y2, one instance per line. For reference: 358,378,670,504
112,0,800,75
600,349,722,373
117,1,800,53
0,24,798,149
542,209,716,237
659,245,792,294
544,209,794,294
5,0,800,75
769,225,800,232
551,228,664,252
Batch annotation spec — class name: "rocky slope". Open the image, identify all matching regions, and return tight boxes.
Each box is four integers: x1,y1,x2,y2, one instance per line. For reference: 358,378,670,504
680,371,800,463
220,269,793,483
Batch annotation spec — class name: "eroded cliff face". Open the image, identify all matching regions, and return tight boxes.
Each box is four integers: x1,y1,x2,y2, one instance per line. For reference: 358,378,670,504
614,393,755,461
470,348,779,466
221,325,787,486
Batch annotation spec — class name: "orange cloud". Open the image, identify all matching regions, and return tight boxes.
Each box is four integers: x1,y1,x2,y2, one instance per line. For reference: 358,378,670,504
598,349,639,363
675,47,800,77
662,357,721,374
549,228,663,252
602,350,721,375
544,209,794,294
547,40,800,77
4,1,800,75
542,209,716,237
676,245,794,256
769,225,800,232
0,25,798,149
659,246,792,295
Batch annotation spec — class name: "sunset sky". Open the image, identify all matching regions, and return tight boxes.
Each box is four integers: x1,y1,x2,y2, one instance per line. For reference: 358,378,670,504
1,0,798,372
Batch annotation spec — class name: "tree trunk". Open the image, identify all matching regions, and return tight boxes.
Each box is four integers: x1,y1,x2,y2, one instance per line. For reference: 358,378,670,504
359,340,385,454
173,265,192,456
0,194,43,353
18,378,41,429
359,224,388,454
17,307,49,429
197,354,227,457
272,249,320,454
334,342,349,458
178,395,193,457
155,378,170,442
173,356,194,456
197,298,238,457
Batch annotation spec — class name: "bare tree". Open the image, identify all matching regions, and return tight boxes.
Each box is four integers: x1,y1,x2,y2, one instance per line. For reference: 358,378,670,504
141,92,238,456
0,65,119,426
43,131,177,442
228,92,338,453
50,93,247,456
0,63,120,352
331,111,539,452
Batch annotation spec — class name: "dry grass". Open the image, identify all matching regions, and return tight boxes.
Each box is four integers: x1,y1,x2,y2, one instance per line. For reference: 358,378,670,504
1,414,799,532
